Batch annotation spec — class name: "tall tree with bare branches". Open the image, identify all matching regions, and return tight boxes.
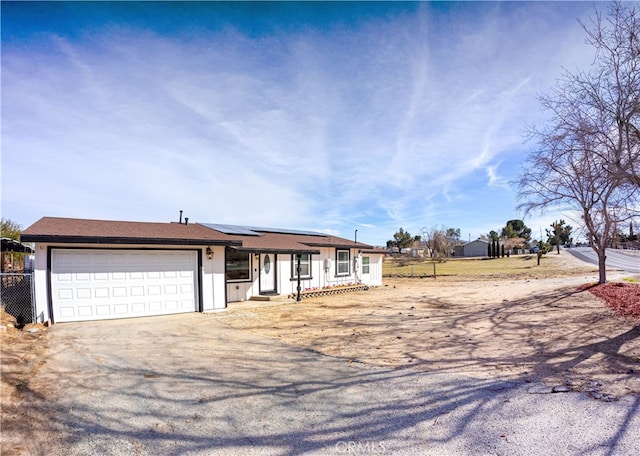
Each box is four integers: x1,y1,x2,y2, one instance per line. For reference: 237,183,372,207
516,2,640,284
579,1,640,187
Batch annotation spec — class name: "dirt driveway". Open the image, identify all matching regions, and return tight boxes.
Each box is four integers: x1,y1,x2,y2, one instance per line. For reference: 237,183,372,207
215,272,640,399
4,312,640,456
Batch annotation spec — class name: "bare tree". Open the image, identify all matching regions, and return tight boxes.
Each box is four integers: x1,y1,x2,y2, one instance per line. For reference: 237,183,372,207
421,226,456,259
517,109,637,283
578,1,640,187
517,2,639,284
502,237,526,253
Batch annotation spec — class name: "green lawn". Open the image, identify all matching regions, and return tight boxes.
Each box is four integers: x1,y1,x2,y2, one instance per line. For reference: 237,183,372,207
383,253,597,280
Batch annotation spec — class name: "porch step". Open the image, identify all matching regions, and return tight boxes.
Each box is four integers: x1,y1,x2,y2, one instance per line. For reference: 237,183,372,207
249,294,290,302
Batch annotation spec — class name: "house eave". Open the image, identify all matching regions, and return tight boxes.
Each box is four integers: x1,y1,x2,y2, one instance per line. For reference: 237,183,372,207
230,246,321,255
20,235,241,247
304,243,373,250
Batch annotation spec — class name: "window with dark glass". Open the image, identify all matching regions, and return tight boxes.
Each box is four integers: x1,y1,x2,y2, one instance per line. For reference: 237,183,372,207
336,249,350,276
226,251,251,281
291,254,311,279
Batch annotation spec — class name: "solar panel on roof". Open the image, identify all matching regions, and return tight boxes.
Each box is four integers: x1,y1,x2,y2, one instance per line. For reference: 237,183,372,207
201,223,327,237
201,223,261,236
242,226,327,237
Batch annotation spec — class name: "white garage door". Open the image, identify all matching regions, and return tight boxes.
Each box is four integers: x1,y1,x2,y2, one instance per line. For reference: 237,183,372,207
51,249,198,322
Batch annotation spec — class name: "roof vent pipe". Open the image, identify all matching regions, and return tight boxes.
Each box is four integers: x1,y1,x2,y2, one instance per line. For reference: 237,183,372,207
179,210,183,224
185,217,189,225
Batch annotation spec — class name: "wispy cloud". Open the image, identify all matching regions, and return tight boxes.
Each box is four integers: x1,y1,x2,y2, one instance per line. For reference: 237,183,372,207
1,1,600,243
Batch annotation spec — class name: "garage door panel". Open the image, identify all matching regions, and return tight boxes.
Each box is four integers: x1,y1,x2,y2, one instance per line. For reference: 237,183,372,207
131,302,146,314
96,305,111,316
95,288,110,299
51,249,198,322
77,289,91,299
77,306,93,318
130,286,144,296
57,288,73,300
58,306,76,319
113,287,127,298
114,303,130,315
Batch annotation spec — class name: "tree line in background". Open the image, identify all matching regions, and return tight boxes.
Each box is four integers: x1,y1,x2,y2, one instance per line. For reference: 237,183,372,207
388,219,538,259
386,226,460,259
385,216,632,263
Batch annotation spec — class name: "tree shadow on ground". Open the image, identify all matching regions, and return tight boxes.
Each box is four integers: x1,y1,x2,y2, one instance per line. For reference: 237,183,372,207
7,287,640,456
232,285,640,397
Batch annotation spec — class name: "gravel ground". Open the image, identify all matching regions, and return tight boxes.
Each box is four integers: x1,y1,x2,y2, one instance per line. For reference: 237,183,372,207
16,313,640,456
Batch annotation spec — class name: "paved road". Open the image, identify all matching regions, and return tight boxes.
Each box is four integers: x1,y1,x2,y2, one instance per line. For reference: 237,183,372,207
567,248,640,274
23,313,640,456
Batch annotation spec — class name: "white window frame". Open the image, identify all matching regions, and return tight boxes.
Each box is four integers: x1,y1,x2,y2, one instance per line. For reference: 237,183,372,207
362,256,370,274
291,254,312,279
336,249,350,276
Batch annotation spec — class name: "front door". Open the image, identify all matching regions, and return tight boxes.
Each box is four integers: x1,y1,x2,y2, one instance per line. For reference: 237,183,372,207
259,254,276,294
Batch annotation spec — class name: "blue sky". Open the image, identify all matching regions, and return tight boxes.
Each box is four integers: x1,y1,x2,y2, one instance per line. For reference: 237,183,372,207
2,1,604,245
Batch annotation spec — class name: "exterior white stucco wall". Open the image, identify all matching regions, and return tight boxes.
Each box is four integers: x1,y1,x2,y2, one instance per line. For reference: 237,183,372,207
360,253,384,286
200,245,226,311
225,248,383,303
32,245,49,323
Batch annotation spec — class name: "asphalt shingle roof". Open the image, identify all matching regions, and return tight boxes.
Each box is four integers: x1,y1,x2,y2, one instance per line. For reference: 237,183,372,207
21,217,239,246
21,217,373,252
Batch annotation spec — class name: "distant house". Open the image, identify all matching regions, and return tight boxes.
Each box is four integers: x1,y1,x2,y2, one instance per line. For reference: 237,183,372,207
21,217,385,324
454,239,490,257
399,240,425,258
400,247,425,258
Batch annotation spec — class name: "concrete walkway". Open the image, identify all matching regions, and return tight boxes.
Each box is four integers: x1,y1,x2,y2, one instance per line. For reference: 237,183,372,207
28,313,640,455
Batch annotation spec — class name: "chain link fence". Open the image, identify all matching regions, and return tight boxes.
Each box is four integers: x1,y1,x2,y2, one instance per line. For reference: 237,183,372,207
1,273,35,327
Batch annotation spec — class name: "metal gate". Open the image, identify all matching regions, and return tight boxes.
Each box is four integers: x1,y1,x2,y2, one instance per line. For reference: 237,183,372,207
1,273,35,326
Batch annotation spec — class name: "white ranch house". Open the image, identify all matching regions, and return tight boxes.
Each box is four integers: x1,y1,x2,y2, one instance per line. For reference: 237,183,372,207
21,217,384,324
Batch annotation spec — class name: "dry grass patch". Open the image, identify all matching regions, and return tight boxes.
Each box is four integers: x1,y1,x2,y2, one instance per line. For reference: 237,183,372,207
384,252,598,279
